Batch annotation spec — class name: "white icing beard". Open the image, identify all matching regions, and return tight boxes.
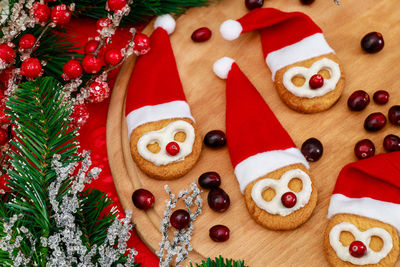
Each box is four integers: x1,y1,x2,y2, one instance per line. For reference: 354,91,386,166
282,58,341,98
137,120,195,166
250,169,312,216
329,222,393,265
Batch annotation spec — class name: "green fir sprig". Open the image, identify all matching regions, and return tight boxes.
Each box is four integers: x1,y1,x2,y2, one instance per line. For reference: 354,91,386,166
191,256,248,267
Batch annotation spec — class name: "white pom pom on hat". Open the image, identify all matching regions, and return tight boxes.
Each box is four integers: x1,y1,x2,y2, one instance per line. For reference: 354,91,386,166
213,57,235,79
219,20,243,41
154,14,176,34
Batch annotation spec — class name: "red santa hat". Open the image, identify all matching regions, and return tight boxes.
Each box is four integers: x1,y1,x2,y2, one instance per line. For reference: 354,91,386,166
213,57,309,193
328,152,400,232
125,14,194,138
219,8,335,80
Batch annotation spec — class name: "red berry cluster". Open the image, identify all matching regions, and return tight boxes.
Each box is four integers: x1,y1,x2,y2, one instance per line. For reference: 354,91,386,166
348,90,400,159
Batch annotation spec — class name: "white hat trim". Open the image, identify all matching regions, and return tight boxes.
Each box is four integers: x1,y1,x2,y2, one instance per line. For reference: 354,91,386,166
126,100,194,138
266,33,335,81
328,194,400,233
154,14,176,35
234,147,309,193
220,19,243,41
213,57,235,79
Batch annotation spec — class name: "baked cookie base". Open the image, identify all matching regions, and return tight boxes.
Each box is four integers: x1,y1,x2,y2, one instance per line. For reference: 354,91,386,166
243,163,318,230
274,53,345,114
129,118,202,180
324,214,400,267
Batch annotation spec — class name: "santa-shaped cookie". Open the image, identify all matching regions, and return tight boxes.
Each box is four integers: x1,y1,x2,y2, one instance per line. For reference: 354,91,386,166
213,57,317,230
125,15,202,180
219,8,345,113
325,152,400,267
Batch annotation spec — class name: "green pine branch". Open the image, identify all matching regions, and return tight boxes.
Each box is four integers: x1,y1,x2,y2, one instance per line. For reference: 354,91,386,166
191,256,248,267
0,77,133,265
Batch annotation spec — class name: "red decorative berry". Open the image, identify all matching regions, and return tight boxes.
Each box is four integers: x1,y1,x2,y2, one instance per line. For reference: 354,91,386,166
51,4,71,26
373,90,389,105
309,74,324,89
209,225,230,242
70,104,89,129
364,112,387,132
0,44,16,64
354,139,375,160
349,241,367,258
32,3,51,23
198,172,221,189
347,90,370,111
62,59,82,80
19,34,37,50
388,105,400,126
104,48,122,66
208,188,230,212
170,209,190,230
361,32,384,53
132,189,155,210
0,104,10,125
0,128,9,146
301,137,323,162
82,54,103,74
88,81,110,103
245,0,264,10
191,27,212,42
281,192,297,208
383,134,400,152
107,0,127,12
133,33,150,55
204,130,227,148
84,40,100,55
166,141,180,156
96,17,113,31
20,58,42,79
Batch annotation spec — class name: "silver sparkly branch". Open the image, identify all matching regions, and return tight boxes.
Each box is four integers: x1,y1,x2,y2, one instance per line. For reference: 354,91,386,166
157,183,202,267
0,152,138,266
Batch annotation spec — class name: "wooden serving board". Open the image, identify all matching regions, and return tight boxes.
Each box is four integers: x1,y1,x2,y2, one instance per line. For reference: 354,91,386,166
107,0,400,265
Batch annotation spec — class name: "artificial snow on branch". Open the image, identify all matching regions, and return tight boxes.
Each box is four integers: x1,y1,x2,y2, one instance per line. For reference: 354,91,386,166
158,182,202,267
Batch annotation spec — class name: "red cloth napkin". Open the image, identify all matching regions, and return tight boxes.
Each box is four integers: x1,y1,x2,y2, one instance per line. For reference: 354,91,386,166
66,18,159,266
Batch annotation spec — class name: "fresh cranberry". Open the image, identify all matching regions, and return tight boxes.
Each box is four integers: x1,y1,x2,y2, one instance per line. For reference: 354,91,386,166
364,112,386,132
204,130,227,148
281,192,297,208
208,188,230,212
0,128,8,146
191,27,212,42
349,241,367,258
383,134,400,152
198,172,221,189
132,189,155,210
245,0,264,10
166,141,180,156
84,40,100,54
388,105,400,126
354,139,375,160
170,209,190,230
373,90,389,105
301,137,323,162
347,90,370,111
300,0,315,4
309,74,324,89
361,32,384,53
209,225,230,242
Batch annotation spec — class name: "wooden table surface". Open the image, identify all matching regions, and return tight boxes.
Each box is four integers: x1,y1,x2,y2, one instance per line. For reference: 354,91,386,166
107,0,400,265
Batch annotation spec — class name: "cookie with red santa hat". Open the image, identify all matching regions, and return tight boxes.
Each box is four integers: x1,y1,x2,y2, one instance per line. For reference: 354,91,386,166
219,8,345,114
324,152,400,266
213,57,317,230
125,15,202,180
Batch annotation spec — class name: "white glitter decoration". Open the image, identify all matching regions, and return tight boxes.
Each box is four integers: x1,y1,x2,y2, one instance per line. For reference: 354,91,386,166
157,183,202,267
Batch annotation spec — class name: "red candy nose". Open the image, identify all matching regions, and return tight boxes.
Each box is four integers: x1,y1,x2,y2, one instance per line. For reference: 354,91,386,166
166,141,180,156
349,240,367,258
309,74,324,89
